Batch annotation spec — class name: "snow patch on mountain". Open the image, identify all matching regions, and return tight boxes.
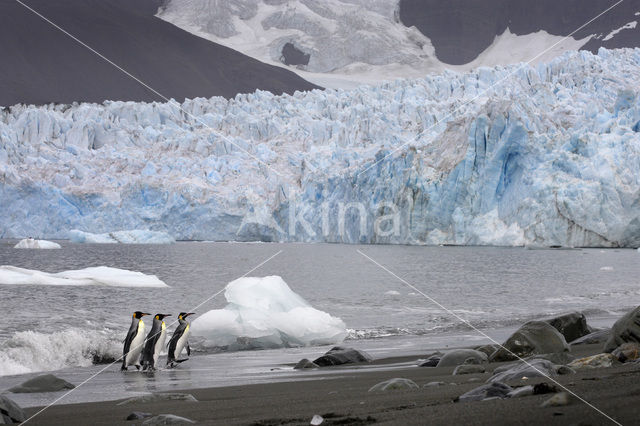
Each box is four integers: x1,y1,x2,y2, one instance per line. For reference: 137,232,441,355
157,0,589,88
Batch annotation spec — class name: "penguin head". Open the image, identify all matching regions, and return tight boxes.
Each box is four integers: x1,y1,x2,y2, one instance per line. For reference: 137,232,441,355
133,311,150,319
178,312,195,321
154,313,171,321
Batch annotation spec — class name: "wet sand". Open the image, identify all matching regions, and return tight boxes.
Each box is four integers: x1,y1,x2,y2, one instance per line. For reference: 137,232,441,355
22,343,640,425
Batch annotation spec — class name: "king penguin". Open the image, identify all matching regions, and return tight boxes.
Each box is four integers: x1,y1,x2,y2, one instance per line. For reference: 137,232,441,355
167,312,195,368
122,311,150,371
141,313,171,371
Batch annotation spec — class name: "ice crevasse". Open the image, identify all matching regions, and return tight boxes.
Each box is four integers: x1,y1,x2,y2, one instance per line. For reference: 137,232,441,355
1,48,640,246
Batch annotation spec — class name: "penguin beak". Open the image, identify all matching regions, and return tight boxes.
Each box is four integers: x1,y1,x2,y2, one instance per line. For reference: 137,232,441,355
184,312,195,318
142,313,151,316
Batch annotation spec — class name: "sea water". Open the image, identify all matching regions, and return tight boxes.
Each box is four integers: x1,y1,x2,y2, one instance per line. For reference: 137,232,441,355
0,241,638,406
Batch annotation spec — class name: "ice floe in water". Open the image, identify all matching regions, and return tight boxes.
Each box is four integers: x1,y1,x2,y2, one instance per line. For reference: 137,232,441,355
0,266,168,287
69,229,175,244
13,238,61,249
192,276,346,350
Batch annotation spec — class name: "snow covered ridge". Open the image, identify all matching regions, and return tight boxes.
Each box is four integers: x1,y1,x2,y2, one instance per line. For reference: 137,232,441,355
1,48,640,247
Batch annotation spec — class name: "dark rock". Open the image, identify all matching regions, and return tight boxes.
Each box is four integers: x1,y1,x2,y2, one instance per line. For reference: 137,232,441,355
313,347,372,367
488,359,572,383
142,414,195,424
126,412,153,420
368,378,419,392
418,354,442,367
490,321,570,362
456,382,512,402
117,393,198,405
612,342,640,362
475,344,501,357
0,395,25,424
453,365,486,375
436,349,487,367
9,374,75,393
604,306,640,352
524,352,575,365
545,312,591,343
533,383,558,395
569,329,610,345
294,358,319,369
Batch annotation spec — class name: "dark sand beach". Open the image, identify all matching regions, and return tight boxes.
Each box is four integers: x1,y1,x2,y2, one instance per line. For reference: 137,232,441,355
21,343,640,425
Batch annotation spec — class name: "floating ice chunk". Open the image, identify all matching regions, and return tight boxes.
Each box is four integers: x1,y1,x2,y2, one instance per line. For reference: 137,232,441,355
599,266,614,271
384,290,401,296
0,266,168,287
192,276,346,349
69,229,175,244
14,238,61,249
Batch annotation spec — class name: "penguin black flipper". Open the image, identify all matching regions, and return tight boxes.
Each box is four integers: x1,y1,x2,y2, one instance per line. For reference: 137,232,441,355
186,343,190,357
166,322,188,365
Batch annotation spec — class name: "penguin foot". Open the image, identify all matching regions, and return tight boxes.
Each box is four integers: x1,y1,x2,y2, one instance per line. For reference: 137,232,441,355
134,365,140,371
121,366,128,371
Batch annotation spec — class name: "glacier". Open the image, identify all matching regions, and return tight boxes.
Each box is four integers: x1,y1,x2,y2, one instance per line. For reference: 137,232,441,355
69,229,175,244
192,276,347,349
1,48,640,247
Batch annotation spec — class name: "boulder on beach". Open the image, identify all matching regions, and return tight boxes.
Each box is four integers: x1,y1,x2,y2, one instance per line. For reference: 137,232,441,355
437,349,487,367
603,306,640,353
313,346,372,367
475,344,501,357
456,382,512,402
117,393,198,405
490,321,569,362
545,312,591,343
489,359,573,383
0,395,25,424
126,412,153,420
368,378,419,392
524,351,575,365
8,374,75,393
569,329,610,345
611,342,640,362
142,414,195,425
418,353,442,367
294,358,319,369
568,353,617,369
453,365,486,375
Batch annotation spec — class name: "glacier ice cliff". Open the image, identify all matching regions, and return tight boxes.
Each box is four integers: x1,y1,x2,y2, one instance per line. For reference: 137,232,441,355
1,48,640,247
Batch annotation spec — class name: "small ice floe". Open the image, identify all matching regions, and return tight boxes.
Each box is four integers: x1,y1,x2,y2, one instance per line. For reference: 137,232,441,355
14,238,61,249
69,229,175,244
0,266,168,287
599,266,614,271
384,290,401,296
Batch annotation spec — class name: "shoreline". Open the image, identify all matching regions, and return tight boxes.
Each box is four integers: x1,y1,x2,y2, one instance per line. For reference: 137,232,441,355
19,343,640,425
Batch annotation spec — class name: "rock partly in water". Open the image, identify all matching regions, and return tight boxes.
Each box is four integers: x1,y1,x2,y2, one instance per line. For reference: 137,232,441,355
8,374,75,393
368,378,419,392
294,358,319,369
418,353,442,367
453,365,486,375
437,349,488,367
475,344,501,357
127,412,153,420
142,414,195,425
117,393,198,405
489,359,573,383
545,312,591,343
611,342,640,362
569,329,610,345
490,321,570,362
313,347,372,367
541,392,572,407
604,306,640,353
568,353,618,369
456,382,512,402
0,395,25,424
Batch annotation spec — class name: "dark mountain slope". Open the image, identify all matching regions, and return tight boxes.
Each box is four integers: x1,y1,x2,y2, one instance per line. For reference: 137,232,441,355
0,0,319,106
400,0,640,65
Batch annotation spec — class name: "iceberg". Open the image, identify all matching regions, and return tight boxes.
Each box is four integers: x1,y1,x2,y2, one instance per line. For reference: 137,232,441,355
69,229,175,244
0,49,639,247
192,276,347,349
0,266,168,287
14,238,61,249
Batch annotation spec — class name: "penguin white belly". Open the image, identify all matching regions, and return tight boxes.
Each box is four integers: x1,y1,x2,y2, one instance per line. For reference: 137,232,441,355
174,325,190,359
153,324,167,367
126,321,145,366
